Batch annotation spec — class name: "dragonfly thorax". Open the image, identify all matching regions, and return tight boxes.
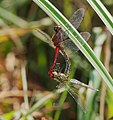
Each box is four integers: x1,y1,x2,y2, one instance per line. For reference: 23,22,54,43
52,71,69,83
52,26,63,47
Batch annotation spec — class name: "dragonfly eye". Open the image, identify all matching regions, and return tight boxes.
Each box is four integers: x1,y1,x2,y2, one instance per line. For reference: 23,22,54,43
54,26,61,32
54,27,58,32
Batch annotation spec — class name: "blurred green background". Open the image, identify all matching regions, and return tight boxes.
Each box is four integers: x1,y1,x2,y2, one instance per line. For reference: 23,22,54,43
0,0,113,120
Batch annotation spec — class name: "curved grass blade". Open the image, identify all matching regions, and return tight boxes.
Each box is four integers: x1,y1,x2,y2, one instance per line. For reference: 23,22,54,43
87,0,113,35
33,0,113,92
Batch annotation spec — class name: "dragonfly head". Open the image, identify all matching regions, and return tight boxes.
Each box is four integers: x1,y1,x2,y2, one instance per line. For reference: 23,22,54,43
52,71,58,78
52,71,68,83
54,26,61,33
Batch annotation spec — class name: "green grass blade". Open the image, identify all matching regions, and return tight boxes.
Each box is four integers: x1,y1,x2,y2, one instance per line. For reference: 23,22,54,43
87,0,113,35
54,91,68,120
33,0,113,91
79,27,107,119
25,92,55,117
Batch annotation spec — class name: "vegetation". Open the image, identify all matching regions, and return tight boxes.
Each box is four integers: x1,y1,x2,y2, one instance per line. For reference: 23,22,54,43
0,0,113,120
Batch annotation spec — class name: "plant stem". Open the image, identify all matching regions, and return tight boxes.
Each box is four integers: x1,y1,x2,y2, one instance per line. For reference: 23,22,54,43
21,61,29,110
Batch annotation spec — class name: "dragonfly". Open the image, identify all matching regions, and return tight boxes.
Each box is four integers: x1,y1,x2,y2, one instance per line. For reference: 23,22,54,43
48,8,90,79
52,71,98,111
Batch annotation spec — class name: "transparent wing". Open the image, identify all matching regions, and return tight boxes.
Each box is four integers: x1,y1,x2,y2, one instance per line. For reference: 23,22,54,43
56,83,66,93
60,32,90,56
69,8,85,29
70,79,99,91
62,8,85,40
35,29,54,47
56,83,85,111
65,84,85,111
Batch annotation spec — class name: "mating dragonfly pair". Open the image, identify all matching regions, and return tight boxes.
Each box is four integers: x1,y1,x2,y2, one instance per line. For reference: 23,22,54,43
48,8,98,110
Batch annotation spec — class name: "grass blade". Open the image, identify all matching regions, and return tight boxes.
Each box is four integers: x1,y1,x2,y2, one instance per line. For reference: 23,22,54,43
87,0,113,35
33,0,113,91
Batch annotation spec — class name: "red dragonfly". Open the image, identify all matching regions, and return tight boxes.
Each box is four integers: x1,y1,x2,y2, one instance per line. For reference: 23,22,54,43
48,8,90,79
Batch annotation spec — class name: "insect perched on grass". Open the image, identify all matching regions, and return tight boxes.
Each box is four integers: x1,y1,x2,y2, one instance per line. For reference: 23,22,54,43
47,8,98,111
48,8,90,79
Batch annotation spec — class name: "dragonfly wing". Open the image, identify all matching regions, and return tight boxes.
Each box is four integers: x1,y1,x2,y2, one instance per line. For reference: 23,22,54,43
57,86,66,93
35,29,54,48
60,32,90,56
80,32,91,42
62,8,85,40
70,79,99,91
65,84,85,111
69,8,85,29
